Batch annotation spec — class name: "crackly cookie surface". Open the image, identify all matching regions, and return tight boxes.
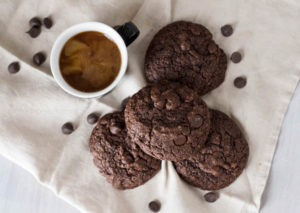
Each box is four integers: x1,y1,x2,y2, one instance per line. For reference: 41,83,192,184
144,21,227,95
89,112,161,190
173,110,249,190
124,83,211,161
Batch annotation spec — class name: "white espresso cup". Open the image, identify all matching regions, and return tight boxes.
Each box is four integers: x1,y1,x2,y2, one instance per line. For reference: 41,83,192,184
50,22,139,98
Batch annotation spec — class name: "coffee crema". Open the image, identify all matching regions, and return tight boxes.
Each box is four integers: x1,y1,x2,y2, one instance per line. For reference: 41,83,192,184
59,31,121,92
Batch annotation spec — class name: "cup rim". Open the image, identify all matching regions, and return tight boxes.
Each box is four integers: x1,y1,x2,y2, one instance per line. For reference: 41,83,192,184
50,22,128,99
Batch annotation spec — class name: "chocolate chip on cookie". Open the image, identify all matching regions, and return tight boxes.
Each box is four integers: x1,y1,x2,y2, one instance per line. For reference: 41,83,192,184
124,83,211,161
89,112,161,190
174,110,249,190
144,21,227,96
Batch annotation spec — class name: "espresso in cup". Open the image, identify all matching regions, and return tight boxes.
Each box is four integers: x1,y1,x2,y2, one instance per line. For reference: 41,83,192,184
59,31,121,92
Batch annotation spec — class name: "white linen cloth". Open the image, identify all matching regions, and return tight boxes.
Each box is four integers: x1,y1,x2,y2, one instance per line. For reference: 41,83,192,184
1,0,300,212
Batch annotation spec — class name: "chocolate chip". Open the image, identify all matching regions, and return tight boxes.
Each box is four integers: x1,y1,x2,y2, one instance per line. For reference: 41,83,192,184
110,125,121,135
174,135,187,146
210,132,221,145
148,200,161,212
234,77,247,88
208,42,217,54
29,17,42,27
87,113,100,124
8,62,20,74
221,24,233,37
180,42,190,51
121,97,130,110
26,26,41,38
33,52,46,66
61,122,74,135
190,114,203,128
43,17,53,29
231,52,242,63
154,100,165,110
204,192,219,203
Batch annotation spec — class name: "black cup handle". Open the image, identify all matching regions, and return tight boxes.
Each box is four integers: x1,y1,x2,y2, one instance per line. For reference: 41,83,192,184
113,22,139,46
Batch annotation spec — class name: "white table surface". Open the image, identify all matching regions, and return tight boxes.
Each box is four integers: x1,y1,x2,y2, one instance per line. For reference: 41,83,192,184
1,82,300,213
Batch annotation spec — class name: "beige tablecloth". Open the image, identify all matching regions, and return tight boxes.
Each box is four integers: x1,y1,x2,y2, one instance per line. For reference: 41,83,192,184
1,0,300,212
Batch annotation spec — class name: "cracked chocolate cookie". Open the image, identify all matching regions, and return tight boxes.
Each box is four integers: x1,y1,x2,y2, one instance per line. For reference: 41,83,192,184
144,21,227,95
89,112,161,190
124,83,211,161
173,110,249,190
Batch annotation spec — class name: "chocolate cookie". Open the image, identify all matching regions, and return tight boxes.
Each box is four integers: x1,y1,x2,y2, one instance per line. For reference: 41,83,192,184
144,21,227,95
89,112,161,190
173,110,249,190
124,83,211,161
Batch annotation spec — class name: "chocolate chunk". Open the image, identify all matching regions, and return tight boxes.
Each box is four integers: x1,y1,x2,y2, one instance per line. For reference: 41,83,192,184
87,113,100,124
231,52,242,63
148,201,161,212
110,125,121,135
8,62,20,74
190,114,203,128
174,135,187,146
121,97,130,110
26,26,41,38
221,24,233,37
29,17,42,27
33,52,46,65
208,42,217,54
43,17,53,29
180,42,190,51
61,122,74,135
234,77,247,88
204,192,219,203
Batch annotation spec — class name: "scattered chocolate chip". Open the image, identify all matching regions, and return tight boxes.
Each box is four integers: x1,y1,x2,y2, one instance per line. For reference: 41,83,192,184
221,24,233,37
33,52,46,66
110,125,121,135
87,113,100,124
204,192,219,203
29,17,42,27
43,17,53,29
61,122,74,135
8,62,20,74
26,26,41,38
121,97,130,110
234,77,247,88
148,201,161,212
174,135,187,146
231,52,242,63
